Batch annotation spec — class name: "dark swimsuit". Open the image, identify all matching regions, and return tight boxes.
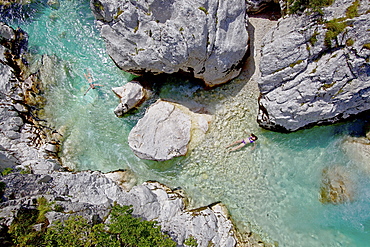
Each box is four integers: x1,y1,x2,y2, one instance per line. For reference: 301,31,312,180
242,137,254,144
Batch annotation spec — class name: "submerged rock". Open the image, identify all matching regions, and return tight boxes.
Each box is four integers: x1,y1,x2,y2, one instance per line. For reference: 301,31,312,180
112,81,147,117
128,100,211,161
257,0,370,132
90,0,249,87
320,165,355,204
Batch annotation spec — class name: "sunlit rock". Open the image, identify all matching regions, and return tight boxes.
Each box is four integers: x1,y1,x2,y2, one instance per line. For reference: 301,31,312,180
257,0,370,132
90,0,249,87
128,100,211,161
320,165,355,204
112,81,147,117
103,169,137,191
0,172,239,246
0,23,62,175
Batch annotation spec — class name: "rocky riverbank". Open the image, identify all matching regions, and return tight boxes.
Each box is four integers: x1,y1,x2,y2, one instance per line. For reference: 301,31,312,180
0,22,262,246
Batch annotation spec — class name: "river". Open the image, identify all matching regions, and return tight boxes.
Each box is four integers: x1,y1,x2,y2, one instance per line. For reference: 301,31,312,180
2,0,369,246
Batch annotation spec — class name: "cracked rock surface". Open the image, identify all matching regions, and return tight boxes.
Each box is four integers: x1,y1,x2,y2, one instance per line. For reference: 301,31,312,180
257,0,370,132
90,0,249,87
0,172,238,247
0,23,61,174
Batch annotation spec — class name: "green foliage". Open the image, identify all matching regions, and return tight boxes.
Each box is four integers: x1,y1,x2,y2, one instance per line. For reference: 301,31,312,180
346,38,354,46
108,205,177,247
1,167,13,176
346,0,360,19
363,43,370,50
324,19,347,47
289,59,304,67
7,204,177,247
43,215,119,247
184,235,198,247
8,208,43,247
198,6,208,15
19,167,31,174
285,0,334,15
309,31,319,45
36,196,52,223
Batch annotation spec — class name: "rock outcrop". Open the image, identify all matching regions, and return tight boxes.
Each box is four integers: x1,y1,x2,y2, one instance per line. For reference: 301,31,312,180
128,100,211,161
257,0,370,132
0,23,62,174
112,81,147,117
90,0,249,87
0,171,238,247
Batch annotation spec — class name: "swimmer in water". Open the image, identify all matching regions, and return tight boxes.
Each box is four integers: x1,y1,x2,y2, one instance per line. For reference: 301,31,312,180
225,133,258,152
83,71,103,96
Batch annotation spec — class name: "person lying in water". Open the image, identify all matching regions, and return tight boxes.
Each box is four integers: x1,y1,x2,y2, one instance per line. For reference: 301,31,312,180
83,71,104,96
225,133,258,152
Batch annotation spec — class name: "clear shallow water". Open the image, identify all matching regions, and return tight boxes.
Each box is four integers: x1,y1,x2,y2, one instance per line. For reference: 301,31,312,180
2,1,370,246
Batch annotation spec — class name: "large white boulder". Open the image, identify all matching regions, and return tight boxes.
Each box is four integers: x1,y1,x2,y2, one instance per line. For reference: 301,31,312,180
128,100,211,161
90,0,249,87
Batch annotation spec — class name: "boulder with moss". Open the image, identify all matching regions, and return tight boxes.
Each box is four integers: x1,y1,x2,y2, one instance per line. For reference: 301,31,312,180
257,0,370,132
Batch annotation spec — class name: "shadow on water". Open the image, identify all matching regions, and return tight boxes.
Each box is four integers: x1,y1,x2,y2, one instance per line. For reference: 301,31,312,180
0,0,49,25
141,155,185,177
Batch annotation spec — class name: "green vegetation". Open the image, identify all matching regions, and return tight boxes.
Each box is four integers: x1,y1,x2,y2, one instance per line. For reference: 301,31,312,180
289,59,304,67
324,19,347,47
309,31,319,45
363,43,370,50
323,1,363,47
1,167,13,176
345,38,354,46
19,166,31,174
198,6,208,15
184,235,198,247
114,7,124,19
6,202,177,247
284,0,334,15
346,0,360,19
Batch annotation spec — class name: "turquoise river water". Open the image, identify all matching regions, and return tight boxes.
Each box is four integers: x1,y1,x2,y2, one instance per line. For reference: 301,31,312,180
2,1,370,246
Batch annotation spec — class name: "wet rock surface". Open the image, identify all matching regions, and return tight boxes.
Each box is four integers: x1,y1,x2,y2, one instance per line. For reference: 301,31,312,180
90,0,249,87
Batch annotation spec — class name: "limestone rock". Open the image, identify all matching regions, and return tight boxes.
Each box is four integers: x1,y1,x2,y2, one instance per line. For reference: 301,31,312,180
0,172,239,246
320,165,355,204
112,81,147,117
0,23,61,174
128,100,211,161
257,0,370,132
103,169,137,191
90,0,249,87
